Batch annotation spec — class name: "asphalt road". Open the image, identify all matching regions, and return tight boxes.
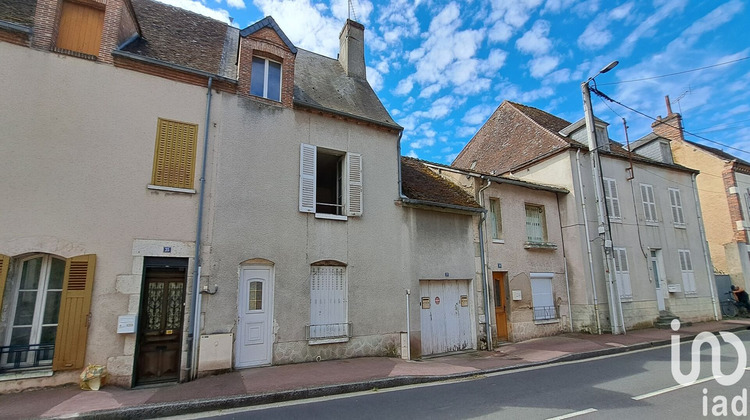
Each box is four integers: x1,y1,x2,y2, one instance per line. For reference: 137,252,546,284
174,330,750,419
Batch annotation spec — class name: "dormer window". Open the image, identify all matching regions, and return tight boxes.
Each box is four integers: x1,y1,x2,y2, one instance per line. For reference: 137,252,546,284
55,0,105,58
250,57,282,101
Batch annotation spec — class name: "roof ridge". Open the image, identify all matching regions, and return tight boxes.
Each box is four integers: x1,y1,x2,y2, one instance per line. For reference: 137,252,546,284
505,101,572,148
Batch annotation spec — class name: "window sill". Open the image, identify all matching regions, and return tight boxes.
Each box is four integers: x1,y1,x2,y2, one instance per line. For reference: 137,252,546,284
315,213,347,221
0,368,53,382
308,337,349,345
148,185,196,194
492,239,505,244
684,292,698,298
50,46,97,61
645,221,659,227
533,318,559,325
524,242,558,250
674,224,687,229
609,218,622,224
620,296,633,302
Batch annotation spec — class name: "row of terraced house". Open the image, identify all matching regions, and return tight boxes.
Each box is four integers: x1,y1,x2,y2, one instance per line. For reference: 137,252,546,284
0,0,741,392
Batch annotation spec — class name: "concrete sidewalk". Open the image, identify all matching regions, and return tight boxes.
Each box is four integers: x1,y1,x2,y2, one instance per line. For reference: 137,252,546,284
2,319,749,420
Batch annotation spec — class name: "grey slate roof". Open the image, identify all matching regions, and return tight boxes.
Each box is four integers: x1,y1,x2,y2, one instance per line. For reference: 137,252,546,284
0,0,35,27
293,49,401,130
630,132,661,151
240,16,296,54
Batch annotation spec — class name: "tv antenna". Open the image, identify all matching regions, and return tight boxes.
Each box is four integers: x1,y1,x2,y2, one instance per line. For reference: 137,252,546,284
674,87,691,114
348,0,358,21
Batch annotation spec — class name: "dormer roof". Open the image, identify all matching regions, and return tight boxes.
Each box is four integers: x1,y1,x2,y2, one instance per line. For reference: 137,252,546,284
239,16,297,54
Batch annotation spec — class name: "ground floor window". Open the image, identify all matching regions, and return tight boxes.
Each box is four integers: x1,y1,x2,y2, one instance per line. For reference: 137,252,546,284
530,273,556,321
308,264,349,342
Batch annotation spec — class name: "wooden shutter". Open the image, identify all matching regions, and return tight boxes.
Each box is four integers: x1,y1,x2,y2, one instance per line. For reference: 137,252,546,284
56,1,104,56
0,254,9,314
299,143,316,213
53,254,96,371
151,119,198,190
346,152,363,216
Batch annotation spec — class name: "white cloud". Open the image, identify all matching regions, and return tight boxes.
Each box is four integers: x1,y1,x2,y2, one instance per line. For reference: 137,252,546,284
226,0,245,9
410,138,436,149
488,21,513,43
515,20,553,55
483,49,508,72
156,0,231,23
394,77,414,96
375,60,389,74
418,84,442,98
529,55,560,78
490,0,543,28
406,150,419,158
456,125,479,137
578,19,611,50
366,66,384,91
609,2,634,20
544,68,571,84
614,0,688,58
330,0,373,23
462,104,495,125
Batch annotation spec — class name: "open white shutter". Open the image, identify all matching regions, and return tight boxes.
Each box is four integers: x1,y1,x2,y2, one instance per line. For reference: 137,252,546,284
346,152,363,216
299,143,316,213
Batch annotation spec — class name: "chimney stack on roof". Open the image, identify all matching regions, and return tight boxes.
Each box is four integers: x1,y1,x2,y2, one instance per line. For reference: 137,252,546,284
651,95,685,142
338,19,366,79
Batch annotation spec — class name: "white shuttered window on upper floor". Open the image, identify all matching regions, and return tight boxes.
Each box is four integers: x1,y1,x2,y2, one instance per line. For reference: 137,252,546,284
640,183,658,223
603,178,621,220
669,188,685,227
299,144,362,218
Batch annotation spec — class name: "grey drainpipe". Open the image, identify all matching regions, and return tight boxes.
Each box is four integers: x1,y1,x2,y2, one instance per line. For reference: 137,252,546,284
478,177,493,349
397,131,405,198
187,77,213,380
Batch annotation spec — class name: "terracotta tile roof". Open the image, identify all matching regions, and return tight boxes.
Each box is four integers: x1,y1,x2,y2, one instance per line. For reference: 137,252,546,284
0,0,35,27
452,101,576,175
123,0,228,75
401,157,481,209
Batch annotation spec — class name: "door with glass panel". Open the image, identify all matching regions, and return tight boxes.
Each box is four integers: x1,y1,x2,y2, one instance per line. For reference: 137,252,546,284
135,263,187,385
2,255,64,369
235,265,274,368
650,250,667,311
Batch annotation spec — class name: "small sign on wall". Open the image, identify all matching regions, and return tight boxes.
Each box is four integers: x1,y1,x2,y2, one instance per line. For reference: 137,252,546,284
512,290,522,301
117,315,137,334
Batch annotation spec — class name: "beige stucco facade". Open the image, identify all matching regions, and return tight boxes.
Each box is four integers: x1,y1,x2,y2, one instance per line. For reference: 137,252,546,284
0,42,209,390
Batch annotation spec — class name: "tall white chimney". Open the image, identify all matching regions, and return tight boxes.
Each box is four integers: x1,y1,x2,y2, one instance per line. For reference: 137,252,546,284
338,19,366,79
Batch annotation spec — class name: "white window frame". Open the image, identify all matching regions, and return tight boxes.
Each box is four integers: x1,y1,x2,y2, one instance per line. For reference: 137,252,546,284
250,56,282,101
525,204,546,243
602,177,622,221
299,143,362,219
308,265,349,344
679,249,697,295
2,254,64,368
640,183,658,224
489,198,503,241
669,188,686,227
612,247,632,299
530,273,556,321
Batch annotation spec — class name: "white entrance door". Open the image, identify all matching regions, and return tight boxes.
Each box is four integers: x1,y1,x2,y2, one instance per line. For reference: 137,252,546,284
420,280,473,356
235,266,274,368
650,250,666,311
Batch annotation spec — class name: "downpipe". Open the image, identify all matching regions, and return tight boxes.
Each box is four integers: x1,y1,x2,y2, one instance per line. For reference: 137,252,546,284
478,178,493,349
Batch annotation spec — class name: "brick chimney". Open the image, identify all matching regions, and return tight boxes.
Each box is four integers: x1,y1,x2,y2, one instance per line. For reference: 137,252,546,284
338,19,366,79
651,95,685,142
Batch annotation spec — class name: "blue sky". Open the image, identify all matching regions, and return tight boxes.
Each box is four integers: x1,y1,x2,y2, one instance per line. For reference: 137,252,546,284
160,0,749,164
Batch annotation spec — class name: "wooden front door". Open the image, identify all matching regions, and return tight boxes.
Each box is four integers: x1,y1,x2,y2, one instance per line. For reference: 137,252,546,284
493,272,508,341
135,265,186,385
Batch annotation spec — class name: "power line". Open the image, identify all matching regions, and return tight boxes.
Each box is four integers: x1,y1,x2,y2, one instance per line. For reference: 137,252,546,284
597,56,750,86
589,86,750,157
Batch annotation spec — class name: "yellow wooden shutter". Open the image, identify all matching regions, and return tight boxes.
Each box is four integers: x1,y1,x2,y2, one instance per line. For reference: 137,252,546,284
52,254,96,371
0,254,9,314
55,1,105,56
151,118,198,190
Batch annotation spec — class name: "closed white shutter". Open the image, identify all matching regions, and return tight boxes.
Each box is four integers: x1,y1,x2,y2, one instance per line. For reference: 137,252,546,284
603,178,621,219
299,143,316,213
641,184,657,222
669,188,685,225
346,152,363,216
310,266,347,339
525,206,544,242
530,273,554,320
613,248,632,298
679,250,696,294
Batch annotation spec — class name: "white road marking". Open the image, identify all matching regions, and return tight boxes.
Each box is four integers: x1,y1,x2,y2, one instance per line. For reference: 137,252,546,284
632,368,750,401
546,408,598,420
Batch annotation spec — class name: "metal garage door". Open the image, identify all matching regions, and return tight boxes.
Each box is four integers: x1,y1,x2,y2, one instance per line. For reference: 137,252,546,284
420,280,473,355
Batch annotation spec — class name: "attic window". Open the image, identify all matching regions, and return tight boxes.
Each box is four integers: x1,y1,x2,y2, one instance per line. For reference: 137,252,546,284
55,0,105,57
250,56,281,101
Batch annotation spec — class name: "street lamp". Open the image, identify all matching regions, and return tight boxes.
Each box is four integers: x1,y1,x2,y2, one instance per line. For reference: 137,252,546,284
580,60,626,335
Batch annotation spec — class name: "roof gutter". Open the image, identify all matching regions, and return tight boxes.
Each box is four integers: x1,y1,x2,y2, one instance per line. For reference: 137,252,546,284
111,50,238,85
422,163,568,194
0,21,32,34
400,198,485,215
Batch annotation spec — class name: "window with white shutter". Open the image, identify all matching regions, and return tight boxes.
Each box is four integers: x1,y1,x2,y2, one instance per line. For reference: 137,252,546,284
530,273,556,321
679,249,696,295
603,178,621,220
669,188,685,227
299,144,363,218
309,265,349,343
612,247,632,299
489,198,502,240
640,183,658,223
525,204,546,243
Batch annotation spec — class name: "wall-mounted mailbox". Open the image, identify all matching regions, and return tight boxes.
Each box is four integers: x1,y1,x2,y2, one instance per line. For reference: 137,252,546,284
421,297,431,309
117,315,137,334
460,295,469,307
512,290,522,301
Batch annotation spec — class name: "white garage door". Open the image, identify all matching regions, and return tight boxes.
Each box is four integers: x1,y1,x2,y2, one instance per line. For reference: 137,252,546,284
420,280,474,355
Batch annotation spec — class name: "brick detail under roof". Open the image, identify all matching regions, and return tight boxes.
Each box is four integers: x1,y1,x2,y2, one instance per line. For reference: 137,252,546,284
31,0,60,49
723,164,748,243
651,113,685,143
0,28,30,46
237,28,295,108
